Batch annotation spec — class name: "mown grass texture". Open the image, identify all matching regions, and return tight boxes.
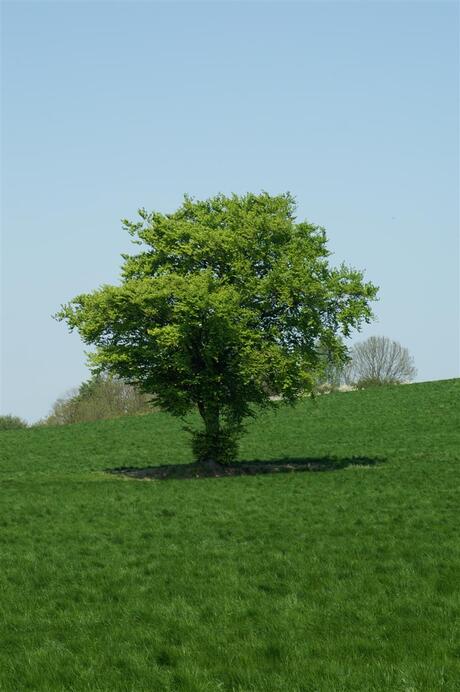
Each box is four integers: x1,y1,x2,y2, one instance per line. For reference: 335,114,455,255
1,379,459,691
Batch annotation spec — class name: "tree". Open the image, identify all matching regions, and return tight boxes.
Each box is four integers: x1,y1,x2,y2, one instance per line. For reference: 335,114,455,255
56,192,378,466
346,335,416,387
43,373,152,426
0,415,28,431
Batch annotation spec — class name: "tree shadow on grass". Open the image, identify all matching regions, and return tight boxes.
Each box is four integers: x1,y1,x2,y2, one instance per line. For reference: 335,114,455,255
106,455,385,481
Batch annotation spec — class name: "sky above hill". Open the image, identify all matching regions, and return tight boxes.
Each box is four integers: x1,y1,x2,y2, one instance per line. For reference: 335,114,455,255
1,1,458,422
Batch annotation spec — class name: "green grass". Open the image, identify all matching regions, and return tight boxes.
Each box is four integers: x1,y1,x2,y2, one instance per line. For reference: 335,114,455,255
1,379,459,691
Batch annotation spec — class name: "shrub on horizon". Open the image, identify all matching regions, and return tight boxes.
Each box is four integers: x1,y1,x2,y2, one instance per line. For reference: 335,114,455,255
43,373,153,426
0,415,28,431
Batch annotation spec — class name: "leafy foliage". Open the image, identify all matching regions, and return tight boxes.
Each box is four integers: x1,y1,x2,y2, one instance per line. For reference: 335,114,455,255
57,192,378,462
42,373,153,426
0,414,28,431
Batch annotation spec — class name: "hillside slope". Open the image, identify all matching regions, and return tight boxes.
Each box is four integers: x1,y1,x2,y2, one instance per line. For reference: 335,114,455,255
1,379,459,691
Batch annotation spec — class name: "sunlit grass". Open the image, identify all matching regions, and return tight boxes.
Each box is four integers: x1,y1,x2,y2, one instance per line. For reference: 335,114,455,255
1,379,459,691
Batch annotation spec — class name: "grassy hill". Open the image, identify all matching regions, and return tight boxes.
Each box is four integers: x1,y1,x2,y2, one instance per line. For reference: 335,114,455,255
1,379,459,691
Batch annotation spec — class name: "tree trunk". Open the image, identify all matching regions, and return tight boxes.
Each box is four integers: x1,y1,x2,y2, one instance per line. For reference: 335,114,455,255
193,401,223,467
203,402,221,463
194,400,237,467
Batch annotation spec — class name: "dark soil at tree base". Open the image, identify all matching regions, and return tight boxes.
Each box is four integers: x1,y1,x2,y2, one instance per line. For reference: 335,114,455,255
106,456,380,480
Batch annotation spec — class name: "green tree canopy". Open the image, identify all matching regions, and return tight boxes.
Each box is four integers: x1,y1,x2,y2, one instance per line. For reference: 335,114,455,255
57,192,378,464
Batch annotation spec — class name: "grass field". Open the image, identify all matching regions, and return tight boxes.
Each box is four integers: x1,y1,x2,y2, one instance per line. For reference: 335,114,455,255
1,379,459,691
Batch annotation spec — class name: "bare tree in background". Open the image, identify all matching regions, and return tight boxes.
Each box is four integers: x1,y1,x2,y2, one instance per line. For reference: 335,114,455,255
347,336,416,387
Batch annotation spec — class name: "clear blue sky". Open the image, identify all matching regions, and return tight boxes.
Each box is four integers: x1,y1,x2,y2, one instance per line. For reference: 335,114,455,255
1,1,458,422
